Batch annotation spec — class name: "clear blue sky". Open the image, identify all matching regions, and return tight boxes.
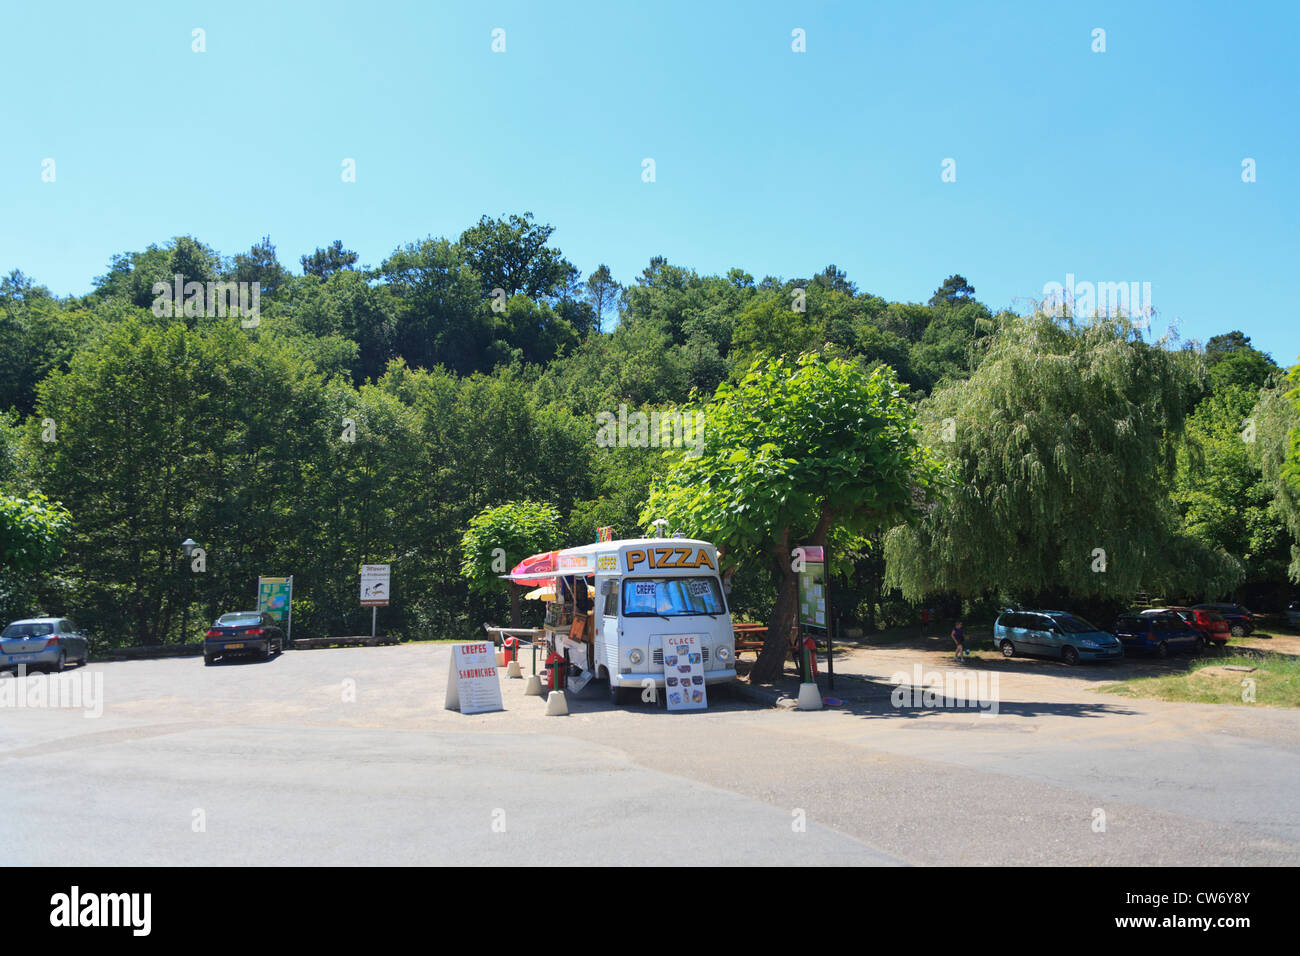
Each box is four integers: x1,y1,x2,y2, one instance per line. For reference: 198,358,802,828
3,0,1296,364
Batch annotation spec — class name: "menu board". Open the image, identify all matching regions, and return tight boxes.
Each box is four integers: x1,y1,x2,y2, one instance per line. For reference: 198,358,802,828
663,634,707,711
445,642,504,714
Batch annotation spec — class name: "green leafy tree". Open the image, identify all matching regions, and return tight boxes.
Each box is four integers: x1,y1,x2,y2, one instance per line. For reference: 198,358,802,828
584,264,622,334
645,354,941,682
230,236,289,297
301,241,360,280
1175,383,1289,590
458,213,578,302
0,492,71,621
460,500,560,627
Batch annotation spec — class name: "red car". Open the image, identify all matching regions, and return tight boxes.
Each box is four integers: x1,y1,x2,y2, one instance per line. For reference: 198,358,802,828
1141,607,1229,647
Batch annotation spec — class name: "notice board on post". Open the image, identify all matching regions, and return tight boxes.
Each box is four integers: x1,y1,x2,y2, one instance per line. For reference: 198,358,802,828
445,642,504,714
797,546,826,629
360,564,390,607
258,576,292,624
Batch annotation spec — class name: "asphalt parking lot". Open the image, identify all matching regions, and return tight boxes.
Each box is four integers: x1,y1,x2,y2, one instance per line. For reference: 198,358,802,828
2,640,1298,866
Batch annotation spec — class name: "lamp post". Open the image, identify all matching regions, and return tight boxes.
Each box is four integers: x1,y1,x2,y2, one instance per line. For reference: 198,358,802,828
181,538,197,645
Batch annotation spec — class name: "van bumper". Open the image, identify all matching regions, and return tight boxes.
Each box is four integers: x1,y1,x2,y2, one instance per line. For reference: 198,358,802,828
611,669,737,689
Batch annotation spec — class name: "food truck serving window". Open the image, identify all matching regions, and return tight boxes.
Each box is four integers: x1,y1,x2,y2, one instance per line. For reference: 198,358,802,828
621,577,725,617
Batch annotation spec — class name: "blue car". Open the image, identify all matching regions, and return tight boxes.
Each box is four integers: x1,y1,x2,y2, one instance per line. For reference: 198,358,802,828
993,610,1124,665
1114,612,1203,656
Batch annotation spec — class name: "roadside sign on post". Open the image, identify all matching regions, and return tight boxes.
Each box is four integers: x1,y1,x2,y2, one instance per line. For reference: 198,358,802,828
797,545,833,689
797,546,825,628
360,565,390,606
361,564,390,640
258,575,294,644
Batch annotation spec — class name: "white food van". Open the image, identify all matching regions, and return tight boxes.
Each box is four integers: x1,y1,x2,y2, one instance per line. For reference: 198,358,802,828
509,537,737,704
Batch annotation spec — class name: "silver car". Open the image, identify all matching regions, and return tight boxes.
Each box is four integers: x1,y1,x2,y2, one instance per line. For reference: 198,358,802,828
1,618,90,673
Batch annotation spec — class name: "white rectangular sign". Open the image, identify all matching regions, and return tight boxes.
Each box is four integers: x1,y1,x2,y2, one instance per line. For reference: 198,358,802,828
663,634,707,711
360,564,390,607
445,642,504,714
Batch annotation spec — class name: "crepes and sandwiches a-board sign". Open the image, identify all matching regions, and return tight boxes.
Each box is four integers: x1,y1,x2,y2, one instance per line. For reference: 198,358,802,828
445,642,504,714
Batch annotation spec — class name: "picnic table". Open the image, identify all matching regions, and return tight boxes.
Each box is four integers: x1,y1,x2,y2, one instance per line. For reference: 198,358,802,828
731,623,801,659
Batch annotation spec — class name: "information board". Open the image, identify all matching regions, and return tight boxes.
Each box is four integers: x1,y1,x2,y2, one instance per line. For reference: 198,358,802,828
797,546,826,629
360,564,390,607
257,576,292,624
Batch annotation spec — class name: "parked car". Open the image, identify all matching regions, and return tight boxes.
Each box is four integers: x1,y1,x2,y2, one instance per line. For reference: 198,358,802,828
1116,612,1203,656
1141,606,1229,646
1286,602,1300,629
204,611,283,665
993,610,1124,664
1,618,90,673
1191,603,1254,637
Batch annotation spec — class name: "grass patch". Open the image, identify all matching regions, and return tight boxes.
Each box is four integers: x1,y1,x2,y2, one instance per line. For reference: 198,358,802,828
1100,654,1300,709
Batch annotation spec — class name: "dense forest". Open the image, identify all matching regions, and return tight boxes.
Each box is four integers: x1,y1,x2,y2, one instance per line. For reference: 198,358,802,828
2,213,1298,653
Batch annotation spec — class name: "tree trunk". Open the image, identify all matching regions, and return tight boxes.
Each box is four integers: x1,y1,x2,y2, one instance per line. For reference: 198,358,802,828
750,566,798,683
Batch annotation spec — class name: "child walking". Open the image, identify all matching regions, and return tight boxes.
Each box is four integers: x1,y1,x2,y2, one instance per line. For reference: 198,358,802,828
952,619,966,662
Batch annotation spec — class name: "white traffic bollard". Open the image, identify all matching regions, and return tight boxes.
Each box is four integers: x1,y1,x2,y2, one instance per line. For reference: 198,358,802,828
796,682,823,710
545,690,569,716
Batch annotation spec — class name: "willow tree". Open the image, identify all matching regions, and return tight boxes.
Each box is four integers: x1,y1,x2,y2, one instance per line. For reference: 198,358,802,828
884,313,1243,605
644,354,941,683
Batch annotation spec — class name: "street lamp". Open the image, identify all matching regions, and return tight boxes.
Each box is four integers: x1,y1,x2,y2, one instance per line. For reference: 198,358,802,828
181,538,198,645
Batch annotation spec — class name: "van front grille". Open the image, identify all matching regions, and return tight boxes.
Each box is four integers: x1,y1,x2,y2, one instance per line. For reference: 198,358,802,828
652,647,708,665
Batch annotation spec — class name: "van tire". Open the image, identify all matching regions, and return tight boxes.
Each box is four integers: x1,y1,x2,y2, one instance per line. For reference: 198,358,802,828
1157,641,1169,658
609,680,627,705
1000,640,1015,659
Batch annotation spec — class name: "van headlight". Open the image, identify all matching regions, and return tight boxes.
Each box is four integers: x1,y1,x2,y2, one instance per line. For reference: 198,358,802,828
628,648,643,665
716,646,731,661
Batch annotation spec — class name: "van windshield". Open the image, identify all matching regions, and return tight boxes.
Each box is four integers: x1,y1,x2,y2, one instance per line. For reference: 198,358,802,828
621,577,725,617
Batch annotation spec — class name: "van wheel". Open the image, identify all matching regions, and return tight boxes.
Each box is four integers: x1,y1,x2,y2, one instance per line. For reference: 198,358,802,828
609,680,627,705
1062,646,1080,666
1230,624,1245,638
1195,636,1206,654
1157,642,1169,658
1000,641,1015,659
